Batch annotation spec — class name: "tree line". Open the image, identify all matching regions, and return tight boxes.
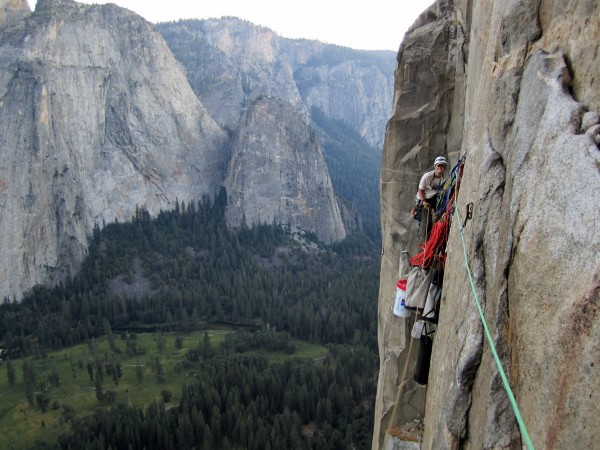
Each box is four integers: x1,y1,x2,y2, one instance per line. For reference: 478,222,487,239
41,343,376,450
1,189,381,448
1,189,379,355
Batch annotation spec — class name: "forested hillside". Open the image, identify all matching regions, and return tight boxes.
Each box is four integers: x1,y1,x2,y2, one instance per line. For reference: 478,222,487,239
50,346,376,449
0,189,378,351
0,190,380,448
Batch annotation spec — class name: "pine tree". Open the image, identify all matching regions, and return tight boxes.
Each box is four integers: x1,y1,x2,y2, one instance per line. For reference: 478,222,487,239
22,360,36,406
6,359,16,386
48,367,60,388
104,318,120,354
201,331,213,358
136,363,144,383
174,336,184,350
86,359,94,381
155,356,165,383
95,370,104,402
156,331,166,355
113,361,123,386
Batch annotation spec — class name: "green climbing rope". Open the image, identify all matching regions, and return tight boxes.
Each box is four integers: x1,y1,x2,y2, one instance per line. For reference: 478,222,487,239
453,202,535,450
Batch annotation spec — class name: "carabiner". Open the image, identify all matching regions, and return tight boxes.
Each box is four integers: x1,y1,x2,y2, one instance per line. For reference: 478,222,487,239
461,202,473,229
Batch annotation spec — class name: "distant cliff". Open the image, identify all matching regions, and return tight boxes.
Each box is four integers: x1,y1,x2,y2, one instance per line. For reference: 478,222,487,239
0,0,28,28
375,0,600,449
225,97,346,244
157,17,396,150
0,0,228,300
0,0,378,300
157,18,393,241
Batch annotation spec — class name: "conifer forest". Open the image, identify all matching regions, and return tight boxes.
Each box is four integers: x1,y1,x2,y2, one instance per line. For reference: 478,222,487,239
0,189,380,449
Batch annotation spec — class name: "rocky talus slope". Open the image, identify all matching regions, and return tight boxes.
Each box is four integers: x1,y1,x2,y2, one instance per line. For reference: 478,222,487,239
374,1,600,449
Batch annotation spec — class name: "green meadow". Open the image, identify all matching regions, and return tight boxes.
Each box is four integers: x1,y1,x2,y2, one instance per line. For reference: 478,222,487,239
0,329,327,450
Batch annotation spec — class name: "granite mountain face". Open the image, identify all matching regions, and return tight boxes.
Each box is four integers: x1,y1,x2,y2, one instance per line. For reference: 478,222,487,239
156,17,394,241
375,1,600,449
225,97,346,244
0,0,393,300
0,0,228,300
157,17,396,150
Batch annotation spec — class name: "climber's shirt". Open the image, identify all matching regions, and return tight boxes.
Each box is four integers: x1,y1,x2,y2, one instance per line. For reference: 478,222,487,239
418,170,447,200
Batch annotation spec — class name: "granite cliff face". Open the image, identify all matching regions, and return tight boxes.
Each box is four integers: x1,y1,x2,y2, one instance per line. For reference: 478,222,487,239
158,18,389,241
225,97,345,244
0,0,28,28
157,18,396,149
375,1,600,449
0,0,361,300
0,0,228,299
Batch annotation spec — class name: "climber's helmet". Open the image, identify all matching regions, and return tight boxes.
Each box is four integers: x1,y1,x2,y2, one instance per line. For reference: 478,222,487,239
434,156,448,167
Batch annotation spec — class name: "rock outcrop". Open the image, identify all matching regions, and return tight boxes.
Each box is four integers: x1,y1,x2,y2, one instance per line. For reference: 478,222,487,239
375,1,600,449
158,18,308,134
225,97,346,244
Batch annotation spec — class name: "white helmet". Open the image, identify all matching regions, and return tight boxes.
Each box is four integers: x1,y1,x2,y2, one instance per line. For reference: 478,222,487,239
434,156,448,166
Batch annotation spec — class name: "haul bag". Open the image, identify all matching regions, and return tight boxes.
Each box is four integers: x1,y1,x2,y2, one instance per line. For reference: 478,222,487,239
414,334,433,385
405,267,433,310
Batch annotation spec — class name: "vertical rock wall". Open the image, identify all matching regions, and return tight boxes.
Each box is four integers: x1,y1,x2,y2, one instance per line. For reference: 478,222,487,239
0,0,227,300
0,0,30,28
374,1,467,446
225,97,346,244
375,0,600,449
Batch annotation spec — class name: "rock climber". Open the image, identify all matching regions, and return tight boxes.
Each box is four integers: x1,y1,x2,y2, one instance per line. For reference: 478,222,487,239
417,156,448,209
412,156,448,239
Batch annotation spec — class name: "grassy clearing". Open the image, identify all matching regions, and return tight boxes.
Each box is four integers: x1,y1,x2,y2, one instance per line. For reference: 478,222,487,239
259,338,328,364
0,329,326,450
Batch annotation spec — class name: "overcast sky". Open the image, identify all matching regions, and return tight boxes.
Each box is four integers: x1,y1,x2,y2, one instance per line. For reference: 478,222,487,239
28,0,434,51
